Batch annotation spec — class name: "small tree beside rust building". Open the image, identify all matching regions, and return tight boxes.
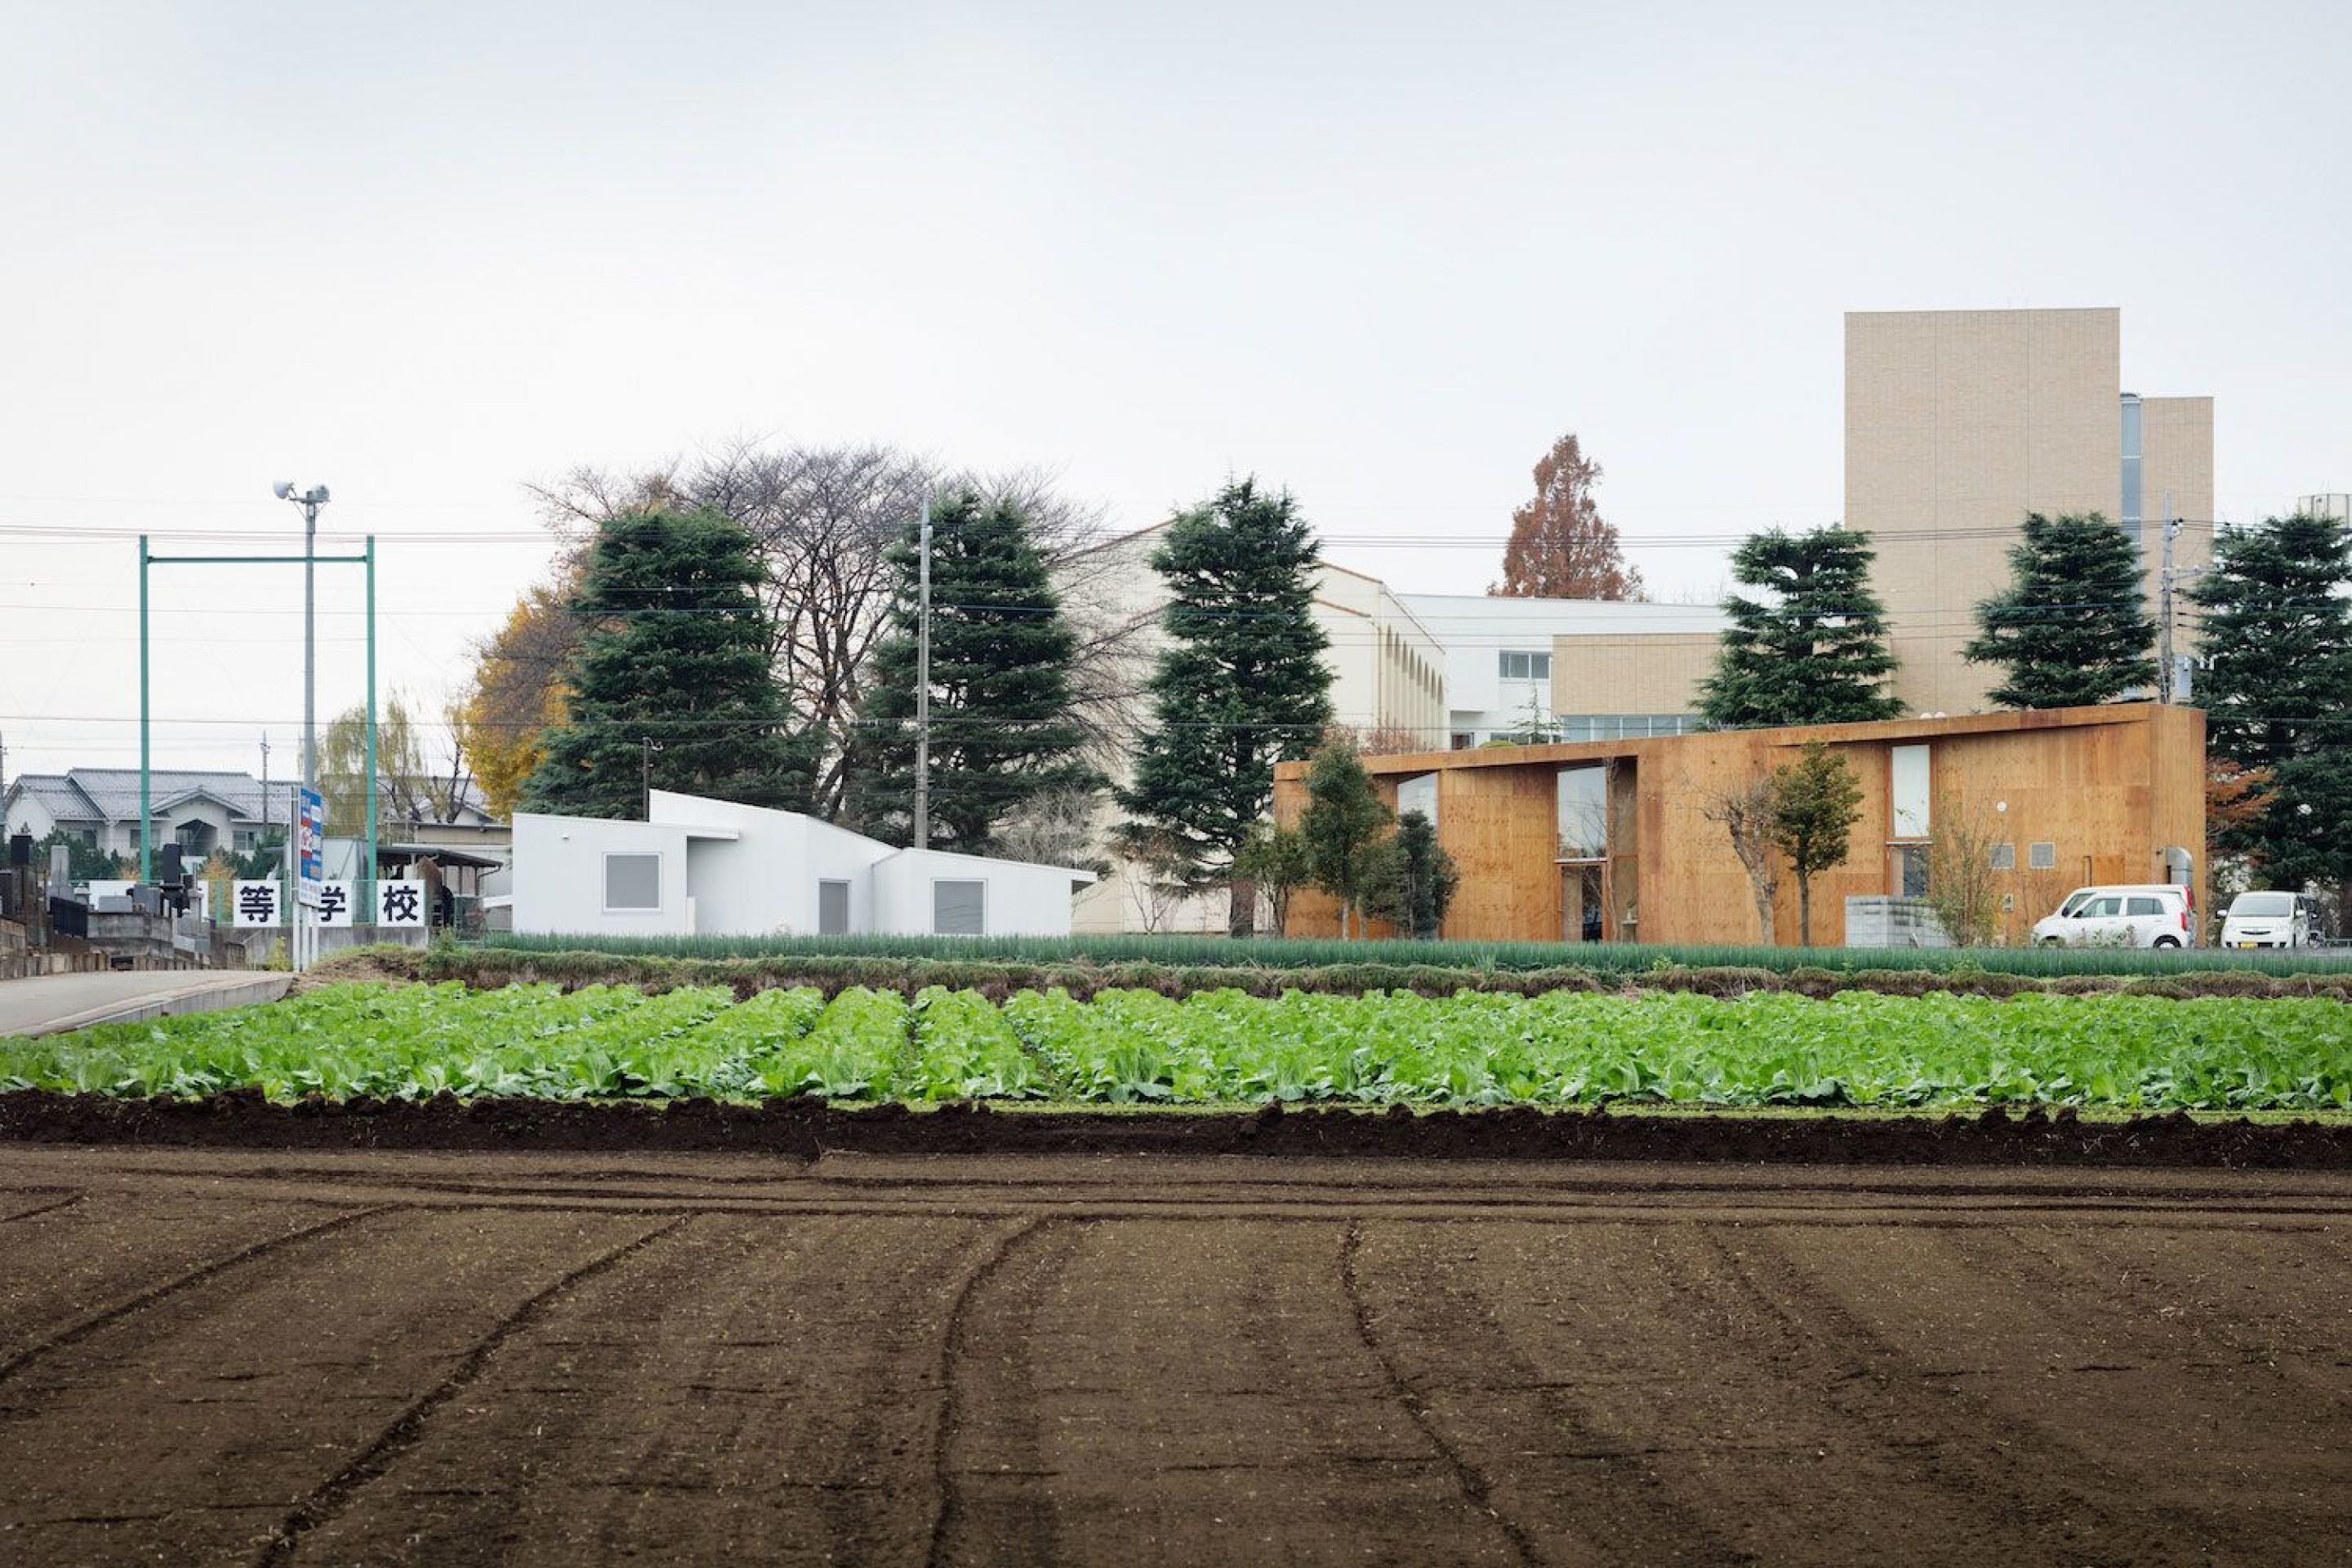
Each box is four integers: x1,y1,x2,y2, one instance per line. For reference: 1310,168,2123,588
1769,742,1862,947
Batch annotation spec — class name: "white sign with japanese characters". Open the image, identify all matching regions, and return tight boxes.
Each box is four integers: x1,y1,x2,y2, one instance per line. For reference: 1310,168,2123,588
314,880,355,928
376,880,427,928
232,880,283,929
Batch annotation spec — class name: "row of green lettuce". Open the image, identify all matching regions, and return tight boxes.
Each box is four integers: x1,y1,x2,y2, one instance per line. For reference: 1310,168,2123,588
5,982,2347,1111
468,929,2352,978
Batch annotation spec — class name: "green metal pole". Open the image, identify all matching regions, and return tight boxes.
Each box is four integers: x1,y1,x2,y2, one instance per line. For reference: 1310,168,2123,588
138,536,151,884
363,536,378,929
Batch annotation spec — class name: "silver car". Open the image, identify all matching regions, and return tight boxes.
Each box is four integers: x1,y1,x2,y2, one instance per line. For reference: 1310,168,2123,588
2219,891,2312,949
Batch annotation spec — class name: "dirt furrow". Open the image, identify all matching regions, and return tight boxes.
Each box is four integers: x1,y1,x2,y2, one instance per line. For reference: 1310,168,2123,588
1335,1219,1543,1566
0,1192,83,1224
1350,1220,1788,1566
1718,1226,2319,1564
933,1216,1527,1567
1916,1225,2352,1533
1993,1223,2352,1416
0,1192,365,1358
285,1213,1015,1566
258,1214,688,1562
0,1149,2344,1566
0,1204,395,1392
929,1218,1071,1567
0,1206,662,1565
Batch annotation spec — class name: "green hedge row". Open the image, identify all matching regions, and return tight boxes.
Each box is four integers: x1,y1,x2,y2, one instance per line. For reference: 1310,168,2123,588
468,929,2352,979
321,944,2352,1005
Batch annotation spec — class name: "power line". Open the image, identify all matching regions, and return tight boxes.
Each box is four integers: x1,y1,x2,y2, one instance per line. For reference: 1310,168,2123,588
0,519,2231,550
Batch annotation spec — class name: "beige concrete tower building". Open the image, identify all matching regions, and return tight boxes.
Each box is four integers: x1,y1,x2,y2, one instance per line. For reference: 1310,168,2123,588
1846,308,2212,715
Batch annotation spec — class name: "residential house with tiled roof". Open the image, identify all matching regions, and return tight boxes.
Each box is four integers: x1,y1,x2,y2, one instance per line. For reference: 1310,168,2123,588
4,768,496,864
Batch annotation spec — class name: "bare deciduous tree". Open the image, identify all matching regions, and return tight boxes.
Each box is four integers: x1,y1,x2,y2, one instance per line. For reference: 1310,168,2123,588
1692,773,1781,944
1116,825,1197,935
1923,806,2005,948
989,783,1109,874
1347,724,1441,758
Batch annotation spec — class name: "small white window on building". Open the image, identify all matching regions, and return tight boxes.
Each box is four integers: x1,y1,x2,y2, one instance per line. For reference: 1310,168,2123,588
604,853,662,911
933,879,986,936
1396,772,1438,828
818,880,851,936
2029,841,2058,871
1890,745,1931,840
1499,649,1552,682
1990,842,2016,871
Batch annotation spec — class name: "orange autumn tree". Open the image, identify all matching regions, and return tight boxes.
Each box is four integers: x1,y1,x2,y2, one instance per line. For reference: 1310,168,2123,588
1490,432,1643,601
457,575,584,817
2206,756,2274,878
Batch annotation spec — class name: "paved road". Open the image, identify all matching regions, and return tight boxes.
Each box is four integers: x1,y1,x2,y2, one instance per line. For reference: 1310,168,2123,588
0,969,289,1038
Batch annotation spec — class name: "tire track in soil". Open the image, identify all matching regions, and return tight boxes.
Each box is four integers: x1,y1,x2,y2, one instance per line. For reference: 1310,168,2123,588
91,1154,2352,1208
87,1155,2352,1211
1348,1221,1760,1567
43,1155,2352,1226
256,1214,689,1565
0,1192,83,1223
1940,1223,2352,1535
938,1218,1531,1567
1981,1223,2352,1415
0,1204,396,1393
0,1206,668,1566
78,1149,2352,1203
927,1216,1059,1568
1708,1227,2276,1566
283,1213,1006,1566
1336,1219,1544,1567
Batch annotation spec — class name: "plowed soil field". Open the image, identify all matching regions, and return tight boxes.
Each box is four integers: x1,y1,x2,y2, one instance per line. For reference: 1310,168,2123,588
0,1147,2346,1566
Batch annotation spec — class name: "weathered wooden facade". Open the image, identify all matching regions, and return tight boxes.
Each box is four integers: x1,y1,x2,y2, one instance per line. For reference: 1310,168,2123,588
1272,704,2206,947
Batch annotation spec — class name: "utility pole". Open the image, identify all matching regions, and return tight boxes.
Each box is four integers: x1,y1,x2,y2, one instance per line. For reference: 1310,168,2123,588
2158,501,2177,703
911,495,933,850
2155,494,2202,705
259,734,270,844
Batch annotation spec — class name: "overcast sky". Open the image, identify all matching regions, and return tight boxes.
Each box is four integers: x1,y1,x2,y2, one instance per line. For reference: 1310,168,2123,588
2,0,2345,781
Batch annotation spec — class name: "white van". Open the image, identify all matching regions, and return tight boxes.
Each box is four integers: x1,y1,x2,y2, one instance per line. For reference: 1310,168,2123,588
2219,890,2314,949
2031,884,2196,949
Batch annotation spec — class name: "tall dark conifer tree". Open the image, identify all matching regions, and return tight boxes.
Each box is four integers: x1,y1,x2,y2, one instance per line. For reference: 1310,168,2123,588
849,489,1097,852
2190,513,2352,884
523,510,815,818
1117,478,1334,936
1963,513,2156,709
1698,527,1904,729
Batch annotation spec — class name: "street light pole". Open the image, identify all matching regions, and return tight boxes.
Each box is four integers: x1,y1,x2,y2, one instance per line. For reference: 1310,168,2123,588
275,482,328,967
275,484,328,798
911,495,933,850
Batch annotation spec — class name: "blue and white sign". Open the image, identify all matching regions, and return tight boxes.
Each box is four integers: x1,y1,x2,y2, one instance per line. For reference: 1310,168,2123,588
298,787,325,884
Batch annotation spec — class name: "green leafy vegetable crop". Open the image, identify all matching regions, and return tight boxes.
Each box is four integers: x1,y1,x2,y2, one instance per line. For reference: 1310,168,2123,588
3,982,2346,1113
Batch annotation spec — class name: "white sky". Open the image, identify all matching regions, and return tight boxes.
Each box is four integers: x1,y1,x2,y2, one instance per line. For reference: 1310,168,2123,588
2,0,2345,780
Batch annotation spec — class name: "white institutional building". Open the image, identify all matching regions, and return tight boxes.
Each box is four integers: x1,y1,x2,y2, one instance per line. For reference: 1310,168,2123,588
507,791,1095,941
